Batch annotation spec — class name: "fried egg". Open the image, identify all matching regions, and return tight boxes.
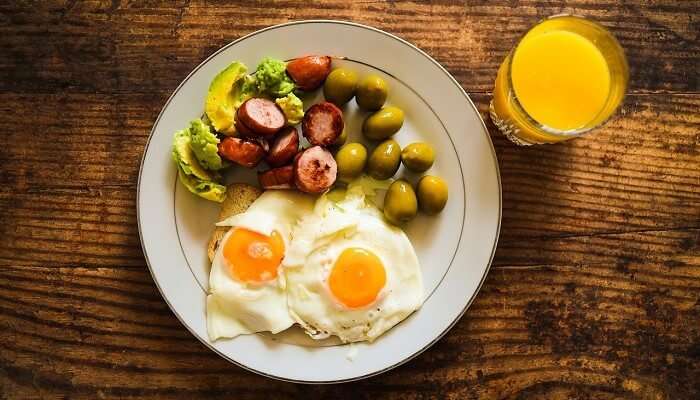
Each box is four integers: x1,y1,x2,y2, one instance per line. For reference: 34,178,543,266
206,190,314,340
284,187,424,343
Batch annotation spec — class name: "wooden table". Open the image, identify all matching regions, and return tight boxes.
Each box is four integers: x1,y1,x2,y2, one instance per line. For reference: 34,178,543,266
1,1,698,398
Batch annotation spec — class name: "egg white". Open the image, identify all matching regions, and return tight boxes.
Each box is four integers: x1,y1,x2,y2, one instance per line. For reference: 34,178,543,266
206,190,314,341
284,189,424,343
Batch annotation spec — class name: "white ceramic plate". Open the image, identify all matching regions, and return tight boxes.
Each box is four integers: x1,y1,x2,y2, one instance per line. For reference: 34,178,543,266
138,20,501,383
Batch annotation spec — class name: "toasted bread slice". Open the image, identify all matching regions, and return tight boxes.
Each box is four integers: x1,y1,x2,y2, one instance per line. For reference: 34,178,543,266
207,183,262,262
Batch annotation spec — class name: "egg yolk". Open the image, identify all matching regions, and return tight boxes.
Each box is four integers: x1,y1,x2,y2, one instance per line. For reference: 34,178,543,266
223,228,285,283
328,248,386,308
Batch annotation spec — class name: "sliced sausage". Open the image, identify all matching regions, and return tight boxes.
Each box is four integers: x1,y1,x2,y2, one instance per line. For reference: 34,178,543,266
265,126,300,167
237,98,286,136
248,136,269,153
218,137,267,168
293,146,337,194
258,165,295,190
286,55,332,91
235,117,255,137
292,150,303,165
301,102,344,147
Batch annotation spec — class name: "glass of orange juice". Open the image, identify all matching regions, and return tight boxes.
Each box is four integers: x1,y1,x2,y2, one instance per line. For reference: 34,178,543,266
490,15,629,145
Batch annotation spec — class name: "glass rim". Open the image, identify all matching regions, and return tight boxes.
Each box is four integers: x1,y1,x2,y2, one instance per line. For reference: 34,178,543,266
506,14,629,138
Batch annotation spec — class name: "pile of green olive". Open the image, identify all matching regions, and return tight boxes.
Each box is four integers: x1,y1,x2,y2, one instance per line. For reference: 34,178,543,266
324,68,448,225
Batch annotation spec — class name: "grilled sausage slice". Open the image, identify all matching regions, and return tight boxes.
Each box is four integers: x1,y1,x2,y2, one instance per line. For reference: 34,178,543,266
258,165,295,189
301,102,344,147
293,146,337,194
286,55,331,91
265,126,300,167
237,98,286,136
218,137,267,168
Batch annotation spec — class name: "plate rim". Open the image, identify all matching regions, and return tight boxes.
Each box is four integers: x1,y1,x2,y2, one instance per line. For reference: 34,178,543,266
137,19,502,384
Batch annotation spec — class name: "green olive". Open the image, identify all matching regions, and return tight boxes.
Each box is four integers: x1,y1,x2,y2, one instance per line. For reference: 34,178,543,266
417,175,448,215
367,139,401,180
324,68,358,105
335,143,368,183
362,106,404,140
384,179,418,225
356,75,388,111
333,127,348,147
401,142,435,172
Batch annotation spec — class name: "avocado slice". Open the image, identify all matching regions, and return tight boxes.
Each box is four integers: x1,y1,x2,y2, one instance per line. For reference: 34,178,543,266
177,168,226,203
205,62,249,135
172,128,213,181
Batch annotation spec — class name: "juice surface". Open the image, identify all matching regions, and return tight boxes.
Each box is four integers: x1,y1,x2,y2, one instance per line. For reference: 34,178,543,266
511,30,611,131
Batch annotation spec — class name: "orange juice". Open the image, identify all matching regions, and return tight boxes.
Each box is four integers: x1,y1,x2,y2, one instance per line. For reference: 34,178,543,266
511,30,610,130
491,15,628,145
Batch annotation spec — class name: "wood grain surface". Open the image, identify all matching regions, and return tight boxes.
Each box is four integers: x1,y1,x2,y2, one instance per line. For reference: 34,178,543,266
1,1,699,399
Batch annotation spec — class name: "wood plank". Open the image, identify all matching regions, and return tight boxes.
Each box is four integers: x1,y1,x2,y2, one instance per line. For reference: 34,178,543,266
0,0,697,95
0,93,697,269
1,1,698,398
0,263,697,398
1,187,697,271
0,94,700,265
1,92,696,194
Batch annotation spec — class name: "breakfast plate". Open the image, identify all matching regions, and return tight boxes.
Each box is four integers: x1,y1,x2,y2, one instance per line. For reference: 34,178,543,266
138,20,501,383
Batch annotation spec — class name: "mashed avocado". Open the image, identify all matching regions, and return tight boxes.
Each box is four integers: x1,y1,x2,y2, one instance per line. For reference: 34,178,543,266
255,58,295,97
189,119,226,170
238,74,258,100
275,92,304,125
172,122,226,202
